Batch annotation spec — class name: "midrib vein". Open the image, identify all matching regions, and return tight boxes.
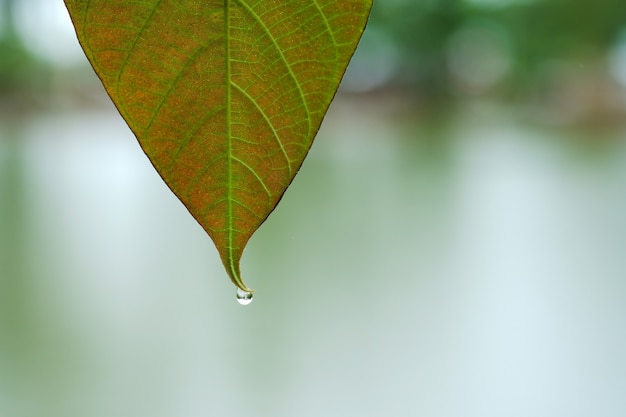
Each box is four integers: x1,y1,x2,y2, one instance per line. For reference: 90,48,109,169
224,0,238,285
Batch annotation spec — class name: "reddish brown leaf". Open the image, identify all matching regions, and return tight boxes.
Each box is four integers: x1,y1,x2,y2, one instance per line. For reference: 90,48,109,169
64,0,372,294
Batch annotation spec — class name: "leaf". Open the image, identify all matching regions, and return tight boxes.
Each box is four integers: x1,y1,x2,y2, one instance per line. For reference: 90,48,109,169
64,0,372,292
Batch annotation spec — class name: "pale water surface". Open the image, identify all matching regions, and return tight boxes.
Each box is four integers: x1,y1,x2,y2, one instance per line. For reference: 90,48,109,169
1,100,626,417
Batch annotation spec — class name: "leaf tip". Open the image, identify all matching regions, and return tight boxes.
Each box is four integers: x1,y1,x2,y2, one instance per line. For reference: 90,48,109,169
226,262,254,294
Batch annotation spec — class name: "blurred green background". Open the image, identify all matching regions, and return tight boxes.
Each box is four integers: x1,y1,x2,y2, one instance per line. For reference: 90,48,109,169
2,0,626,416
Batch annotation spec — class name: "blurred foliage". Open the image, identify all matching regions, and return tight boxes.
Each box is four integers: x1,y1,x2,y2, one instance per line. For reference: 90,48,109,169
367,0,626,90
0,0,51,113
1,0,626,122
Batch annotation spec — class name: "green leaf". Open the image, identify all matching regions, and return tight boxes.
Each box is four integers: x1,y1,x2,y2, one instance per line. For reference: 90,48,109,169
64,0,372,293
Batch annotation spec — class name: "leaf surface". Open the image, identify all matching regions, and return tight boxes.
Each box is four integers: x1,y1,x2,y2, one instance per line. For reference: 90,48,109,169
64,0,372,292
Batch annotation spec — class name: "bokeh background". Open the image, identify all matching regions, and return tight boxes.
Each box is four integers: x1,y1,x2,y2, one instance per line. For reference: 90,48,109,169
2,0,626,416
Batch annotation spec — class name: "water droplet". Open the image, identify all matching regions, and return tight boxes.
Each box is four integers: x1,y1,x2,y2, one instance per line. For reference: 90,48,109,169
236,288,253,305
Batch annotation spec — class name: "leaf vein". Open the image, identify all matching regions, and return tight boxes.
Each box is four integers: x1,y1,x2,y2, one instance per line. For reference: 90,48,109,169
233,0,311,138
231,82,292,174
232,156,272,197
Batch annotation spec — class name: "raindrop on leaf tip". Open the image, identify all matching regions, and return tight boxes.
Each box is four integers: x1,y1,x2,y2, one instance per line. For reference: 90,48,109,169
236,288,253,305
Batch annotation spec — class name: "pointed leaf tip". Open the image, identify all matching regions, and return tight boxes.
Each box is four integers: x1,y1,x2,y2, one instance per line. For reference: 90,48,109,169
64,0,373,291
